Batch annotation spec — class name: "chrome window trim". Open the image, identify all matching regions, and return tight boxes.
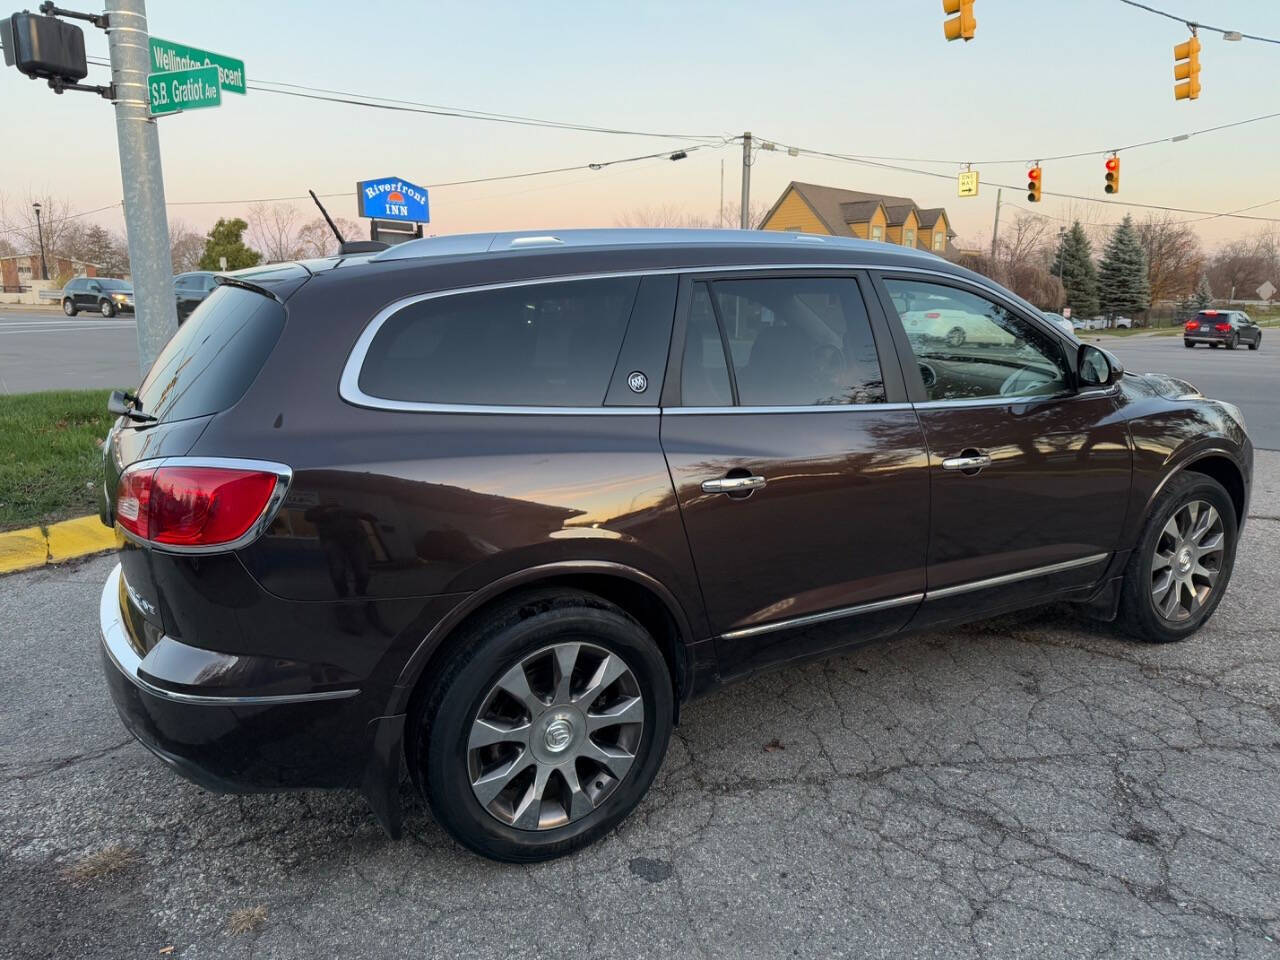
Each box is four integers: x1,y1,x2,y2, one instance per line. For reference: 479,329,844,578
719,592,924,641
115,456,292,556
668,402,915,415
100,564,360,706
925,553,1109,600
339,262,962,415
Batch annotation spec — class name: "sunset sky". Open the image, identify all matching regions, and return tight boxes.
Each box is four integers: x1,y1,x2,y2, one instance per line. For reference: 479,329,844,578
3,0,1279,250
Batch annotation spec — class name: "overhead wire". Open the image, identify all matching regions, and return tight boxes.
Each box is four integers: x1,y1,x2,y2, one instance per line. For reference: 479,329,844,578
1113,0,1280,44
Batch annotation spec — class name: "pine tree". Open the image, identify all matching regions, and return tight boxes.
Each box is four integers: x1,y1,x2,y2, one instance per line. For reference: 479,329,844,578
1051,221,1099,318
198,218,261,271
1194,274,1213,309
1098,215,1150,319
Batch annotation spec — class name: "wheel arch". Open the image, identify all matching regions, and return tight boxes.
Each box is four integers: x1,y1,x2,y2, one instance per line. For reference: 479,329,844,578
1145,445,1248,531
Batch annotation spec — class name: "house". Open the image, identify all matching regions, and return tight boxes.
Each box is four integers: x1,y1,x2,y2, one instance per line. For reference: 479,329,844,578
0,253,99,293
760,181,957,254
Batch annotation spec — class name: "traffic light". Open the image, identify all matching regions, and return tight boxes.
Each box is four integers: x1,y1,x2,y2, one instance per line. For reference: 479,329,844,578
1027,165,1042,203
1174,35,1201,100
943,0,976,42
1104,155,1120,194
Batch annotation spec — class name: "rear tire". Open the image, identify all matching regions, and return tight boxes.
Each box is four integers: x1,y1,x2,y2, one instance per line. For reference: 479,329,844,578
1183,340,1194,348
946,327,966,347
62,298,76,316
1116,472,1237,644
1226,334,1237,350
1248,336,1260,351
1210,342,1219,348
409,589,673,862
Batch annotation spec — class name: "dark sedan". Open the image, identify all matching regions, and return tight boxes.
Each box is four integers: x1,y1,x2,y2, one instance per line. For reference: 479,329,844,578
1184,310,1263,350
96,229,1253,863
173,271,219,322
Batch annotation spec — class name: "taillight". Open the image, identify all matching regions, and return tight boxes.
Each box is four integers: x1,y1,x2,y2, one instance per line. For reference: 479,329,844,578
925,311,941,318
115,463,281,549
1214,322,1231,332
1185,320,1199,331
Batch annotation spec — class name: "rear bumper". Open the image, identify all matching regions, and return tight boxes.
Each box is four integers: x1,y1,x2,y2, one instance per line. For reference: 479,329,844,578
1184,334,1229,343
99,562,370,792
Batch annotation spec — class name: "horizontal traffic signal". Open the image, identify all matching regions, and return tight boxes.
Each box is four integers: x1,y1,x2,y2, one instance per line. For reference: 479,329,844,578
1027,166,1042,203
1104,156,1120,195
1174,35,1201,100
943,0,976,42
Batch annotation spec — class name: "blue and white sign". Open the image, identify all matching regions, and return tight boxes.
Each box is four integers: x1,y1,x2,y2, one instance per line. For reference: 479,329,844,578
356,176,430,223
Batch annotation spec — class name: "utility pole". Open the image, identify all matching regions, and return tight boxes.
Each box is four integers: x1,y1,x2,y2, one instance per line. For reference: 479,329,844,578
989,188,1002,261
740,131,752,229
105,0,177,374
719,158,725,228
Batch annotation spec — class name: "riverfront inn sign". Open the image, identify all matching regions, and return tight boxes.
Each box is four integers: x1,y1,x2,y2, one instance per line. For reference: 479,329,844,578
355,177,430,224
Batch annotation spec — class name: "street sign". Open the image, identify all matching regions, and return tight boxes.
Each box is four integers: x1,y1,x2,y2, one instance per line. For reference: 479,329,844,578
957,170,979,197
1257,280,1276,301
356,176,430,223
148,65,221,116
149,36,245,94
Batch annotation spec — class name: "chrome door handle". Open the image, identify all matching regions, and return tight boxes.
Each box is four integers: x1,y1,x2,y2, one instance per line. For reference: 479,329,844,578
941,454,992,472
701,475,767,494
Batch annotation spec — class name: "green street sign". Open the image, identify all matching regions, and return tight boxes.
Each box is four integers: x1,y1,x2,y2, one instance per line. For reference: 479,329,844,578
148,65,222,116
149,36,245,94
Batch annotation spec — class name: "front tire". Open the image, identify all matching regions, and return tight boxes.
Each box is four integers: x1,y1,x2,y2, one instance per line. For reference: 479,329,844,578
1116,472,1238,643
99,300,116,318
63,298,77,316
410,590,673,862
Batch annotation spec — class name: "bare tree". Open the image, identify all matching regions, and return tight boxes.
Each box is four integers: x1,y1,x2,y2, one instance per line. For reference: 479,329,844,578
247,202,305,262
1136,213,1202,304
615,199,771,230
168,219,206,273
0,191,86,257
1206,228,1277,301
296,216,363,258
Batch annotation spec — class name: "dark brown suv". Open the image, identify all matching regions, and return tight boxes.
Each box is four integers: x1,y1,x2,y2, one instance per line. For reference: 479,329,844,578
97,230,1252,862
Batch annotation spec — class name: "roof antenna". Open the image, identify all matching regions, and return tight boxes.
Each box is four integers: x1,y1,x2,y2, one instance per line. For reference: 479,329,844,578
308,189,387,256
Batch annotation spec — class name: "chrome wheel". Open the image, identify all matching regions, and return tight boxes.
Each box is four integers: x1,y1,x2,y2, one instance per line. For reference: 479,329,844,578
468,641,644,831
1151,500,1224,622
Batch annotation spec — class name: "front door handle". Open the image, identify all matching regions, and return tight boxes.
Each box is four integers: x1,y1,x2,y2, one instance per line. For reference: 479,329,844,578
941,453,992,472
701,475,767,494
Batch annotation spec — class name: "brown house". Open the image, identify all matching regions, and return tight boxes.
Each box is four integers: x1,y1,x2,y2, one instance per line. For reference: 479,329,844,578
0,253,99,292
760,181,957,254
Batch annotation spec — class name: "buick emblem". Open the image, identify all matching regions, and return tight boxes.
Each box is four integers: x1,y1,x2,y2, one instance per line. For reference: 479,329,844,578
626,371,648,394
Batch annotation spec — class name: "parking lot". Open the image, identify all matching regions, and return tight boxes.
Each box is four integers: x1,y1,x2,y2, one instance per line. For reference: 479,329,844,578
2,452,1277,959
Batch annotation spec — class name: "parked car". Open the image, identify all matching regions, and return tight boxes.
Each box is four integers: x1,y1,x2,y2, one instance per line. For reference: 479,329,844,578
97,229,1253,863
1113,316,1134,329
1184,310,1263,350
62,276,133,317
173,270,220,322
1042,312,1076,336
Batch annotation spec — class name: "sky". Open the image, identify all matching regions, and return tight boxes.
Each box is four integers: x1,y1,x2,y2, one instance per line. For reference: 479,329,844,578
3,0,1279,251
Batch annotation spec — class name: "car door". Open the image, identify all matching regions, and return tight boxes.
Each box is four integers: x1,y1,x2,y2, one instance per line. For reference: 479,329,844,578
659,271,930,679
84,280,103,310
872,272,1132,628
174,276,198,319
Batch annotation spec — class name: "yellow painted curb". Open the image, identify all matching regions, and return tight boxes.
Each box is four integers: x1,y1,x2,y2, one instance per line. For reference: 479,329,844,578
0,515,116,575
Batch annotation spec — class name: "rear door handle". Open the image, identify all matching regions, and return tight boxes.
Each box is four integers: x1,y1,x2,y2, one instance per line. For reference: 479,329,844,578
701,475,767,494
941,454,992,472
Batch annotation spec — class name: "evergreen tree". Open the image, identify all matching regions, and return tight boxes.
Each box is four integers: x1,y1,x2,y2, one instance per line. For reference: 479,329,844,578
1098,215,1150,318
198,218,261,271
1194,274,1213,309
1050,221,1099,318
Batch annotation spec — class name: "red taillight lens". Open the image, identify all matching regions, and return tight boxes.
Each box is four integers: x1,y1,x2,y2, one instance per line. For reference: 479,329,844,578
115,464,279,548
1185,321,1199,330
925,311,941,318
1214,322,1231,332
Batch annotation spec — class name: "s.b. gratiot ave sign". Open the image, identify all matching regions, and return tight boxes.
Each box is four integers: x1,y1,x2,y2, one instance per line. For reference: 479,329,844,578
356,176,430,223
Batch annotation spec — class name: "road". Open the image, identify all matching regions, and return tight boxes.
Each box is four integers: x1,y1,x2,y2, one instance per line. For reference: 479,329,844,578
0,309,139,395
2,454,1277,960
1096,332,1279,450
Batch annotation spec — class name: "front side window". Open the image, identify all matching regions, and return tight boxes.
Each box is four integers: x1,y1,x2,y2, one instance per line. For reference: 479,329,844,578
882,277,1070,402
358,277,640,407
681,277,885,407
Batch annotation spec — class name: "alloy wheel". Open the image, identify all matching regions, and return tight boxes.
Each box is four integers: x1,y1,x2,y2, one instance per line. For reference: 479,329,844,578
1150,499,1225,622
467,641,644,831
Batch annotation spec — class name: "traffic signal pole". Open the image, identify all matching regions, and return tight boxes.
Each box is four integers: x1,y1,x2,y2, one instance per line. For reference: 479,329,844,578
105,0,177,373
740,131,752,229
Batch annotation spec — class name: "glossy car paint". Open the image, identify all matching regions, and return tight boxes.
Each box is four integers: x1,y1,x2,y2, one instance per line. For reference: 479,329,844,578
96,232,1253,835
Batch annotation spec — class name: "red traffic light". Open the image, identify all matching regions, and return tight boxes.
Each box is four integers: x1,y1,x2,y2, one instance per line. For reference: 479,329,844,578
1105,157,1119,172
1027,167,1041,181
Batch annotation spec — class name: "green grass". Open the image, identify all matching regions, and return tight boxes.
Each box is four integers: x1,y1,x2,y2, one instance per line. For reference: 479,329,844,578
0,390,116,531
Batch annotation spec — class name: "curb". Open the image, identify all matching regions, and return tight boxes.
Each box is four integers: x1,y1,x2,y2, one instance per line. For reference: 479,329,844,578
0,516,117,575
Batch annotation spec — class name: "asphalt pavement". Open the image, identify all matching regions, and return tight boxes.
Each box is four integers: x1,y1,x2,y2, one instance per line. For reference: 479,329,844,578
0,309,140,394
2,454,1277,960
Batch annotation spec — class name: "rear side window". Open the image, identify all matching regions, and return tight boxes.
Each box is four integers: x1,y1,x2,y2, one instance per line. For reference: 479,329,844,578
357,277,640,407
134,285,286,424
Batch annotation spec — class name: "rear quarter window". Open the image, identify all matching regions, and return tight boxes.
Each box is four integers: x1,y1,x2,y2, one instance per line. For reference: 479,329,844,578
134,284,286,424
355,276,641,407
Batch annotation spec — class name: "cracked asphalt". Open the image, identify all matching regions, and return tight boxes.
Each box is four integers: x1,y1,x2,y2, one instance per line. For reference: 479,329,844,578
2,453,1277,960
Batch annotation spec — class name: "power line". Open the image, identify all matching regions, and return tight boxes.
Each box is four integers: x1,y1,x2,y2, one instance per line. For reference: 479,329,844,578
1113,0,1280,44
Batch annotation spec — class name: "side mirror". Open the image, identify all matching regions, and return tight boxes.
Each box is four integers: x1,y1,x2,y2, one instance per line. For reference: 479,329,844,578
107,390,131,416
1077,343,1121,387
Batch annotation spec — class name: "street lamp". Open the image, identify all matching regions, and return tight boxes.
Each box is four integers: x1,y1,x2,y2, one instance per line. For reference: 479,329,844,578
32,201,48,281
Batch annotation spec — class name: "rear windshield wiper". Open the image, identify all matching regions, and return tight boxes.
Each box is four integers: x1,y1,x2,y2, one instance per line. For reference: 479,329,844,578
108,389,157,424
